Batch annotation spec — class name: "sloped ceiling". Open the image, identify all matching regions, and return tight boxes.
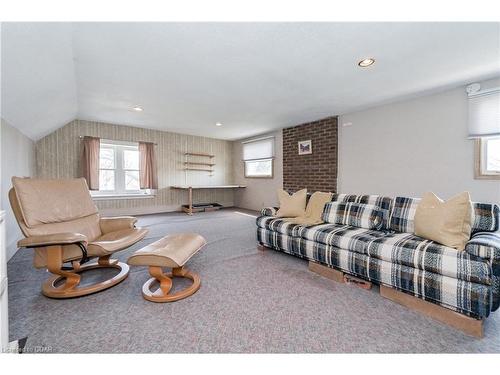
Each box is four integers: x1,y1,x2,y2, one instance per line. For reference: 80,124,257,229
1,23,78,140
1,22,499,140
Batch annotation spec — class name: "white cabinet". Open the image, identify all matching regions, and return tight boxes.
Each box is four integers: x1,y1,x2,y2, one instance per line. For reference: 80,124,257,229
0,210,8,350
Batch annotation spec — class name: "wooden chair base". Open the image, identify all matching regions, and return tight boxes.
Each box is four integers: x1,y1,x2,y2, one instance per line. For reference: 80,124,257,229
42,258,129,299
142,265,201,303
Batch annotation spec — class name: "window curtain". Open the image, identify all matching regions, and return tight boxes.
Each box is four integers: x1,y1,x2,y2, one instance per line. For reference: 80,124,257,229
81,136,100,190
139,142,158,189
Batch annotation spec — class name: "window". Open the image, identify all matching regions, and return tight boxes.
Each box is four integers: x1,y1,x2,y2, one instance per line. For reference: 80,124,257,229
468,87,500,138
475,137,500,180
92,140,152,197
468,84,499,180
242,137,274,178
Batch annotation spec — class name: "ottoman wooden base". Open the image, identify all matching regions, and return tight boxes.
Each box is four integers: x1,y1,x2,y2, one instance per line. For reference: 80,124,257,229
142,265,201,303
127,233,206,303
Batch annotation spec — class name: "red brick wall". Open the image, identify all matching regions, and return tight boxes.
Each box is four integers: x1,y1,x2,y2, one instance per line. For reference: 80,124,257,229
282,116,338,193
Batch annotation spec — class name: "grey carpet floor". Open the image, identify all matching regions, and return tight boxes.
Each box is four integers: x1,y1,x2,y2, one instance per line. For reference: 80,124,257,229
7,209,500,353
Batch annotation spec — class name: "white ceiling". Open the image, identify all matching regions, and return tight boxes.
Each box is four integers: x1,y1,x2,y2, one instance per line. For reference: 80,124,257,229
2,22,499,140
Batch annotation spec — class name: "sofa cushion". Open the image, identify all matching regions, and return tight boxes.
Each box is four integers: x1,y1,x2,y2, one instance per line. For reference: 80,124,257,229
389,196,420,233
332,194,393,229
472,203,500,233
367,232,491,285
300,223,389,253
391,196,500,234
256,216,306,237
466,232,500,263
260,207,279,216
322,202,385,230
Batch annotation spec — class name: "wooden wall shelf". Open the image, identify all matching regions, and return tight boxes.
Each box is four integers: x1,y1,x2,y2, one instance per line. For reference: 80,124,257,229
184,162,215,167
184,167,213,172
184,152,214,158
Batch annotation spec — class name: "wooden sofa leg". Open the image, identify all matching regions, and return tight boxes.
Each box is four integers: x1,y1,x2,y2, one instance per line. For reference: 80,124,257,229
380,285,484,338
257,244,267,251
308,261,345,283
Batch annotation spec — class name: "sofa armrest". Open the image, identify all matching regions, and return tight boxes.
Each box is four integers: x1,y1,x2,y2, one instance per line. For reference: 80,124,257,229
18,233,88,248
99,216,137,234
465,232,500,263
260,207,279,216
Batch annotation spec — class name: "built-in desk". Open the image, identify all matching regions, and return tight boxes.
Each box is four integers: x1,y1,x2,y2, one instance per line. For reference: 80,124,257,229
171,185,246,215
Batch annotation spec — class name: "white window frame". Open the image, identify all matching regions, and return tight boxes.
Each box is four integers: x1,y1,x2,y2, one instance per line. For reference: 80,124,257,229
244,158,274,179
242,136,275,179
91,139,153,199
475,137,500,180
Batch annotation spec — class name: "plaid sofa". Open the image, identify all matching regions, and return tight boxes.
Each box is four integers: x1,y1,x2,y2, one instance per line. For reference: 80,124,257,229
256,194,500,319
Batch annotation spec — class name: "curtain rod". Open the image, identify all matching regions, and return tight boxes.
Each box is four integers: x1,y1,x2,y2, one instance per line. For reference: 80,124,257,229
78,135,157,145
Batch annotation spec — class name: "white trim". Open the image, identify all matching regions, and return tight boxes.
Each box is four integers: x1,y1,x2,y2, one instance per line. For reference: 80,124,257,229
100,138,138,147
99,202,234,217
467,86,500,98
241,135,275,144
244,158,273,178
0,277,7,297
480,137,500,175
6,238,20,262
92,193,155,200
468,133,500,139
0,210,8,351
242,156,275,162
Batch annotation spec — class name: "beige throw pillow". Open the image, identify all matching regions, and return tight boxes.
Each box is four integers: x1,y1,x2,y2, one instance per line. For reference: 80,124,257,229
283,191,333,225
276,189,307,218
304,191,333,222
414,191,473,251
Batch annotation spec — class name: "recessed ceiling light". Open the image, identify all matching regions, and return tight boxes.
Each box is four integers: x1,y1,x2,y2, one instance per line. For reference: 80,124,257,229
132,106,143,112
358,58,375,67
215,122,222,127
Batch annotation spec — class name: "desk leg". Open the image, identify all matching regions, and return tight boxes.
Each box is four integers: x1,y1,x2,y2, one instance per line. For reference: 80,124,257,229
188,187,193,215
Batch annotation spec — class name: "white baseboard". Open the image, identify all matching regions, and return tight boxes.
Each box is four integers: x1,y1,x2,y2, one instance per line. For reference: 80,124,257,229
99,201,235,217
6,239,20,262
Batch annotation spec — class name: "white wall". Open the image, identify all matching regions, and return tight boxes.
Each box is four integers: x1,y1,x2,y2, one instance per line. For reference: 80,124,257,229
233,130,283,211
338,78,500,203
1,118,35,260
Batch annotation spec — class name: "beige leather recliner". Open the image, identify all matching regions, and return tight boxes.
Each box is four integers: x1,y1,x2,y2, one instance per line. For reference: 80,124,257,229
9,177,148,298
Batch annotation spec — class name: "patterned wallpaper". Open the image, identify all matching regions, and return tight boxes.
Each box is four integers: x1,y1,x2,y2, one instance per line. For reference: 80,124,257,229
35,120,235,214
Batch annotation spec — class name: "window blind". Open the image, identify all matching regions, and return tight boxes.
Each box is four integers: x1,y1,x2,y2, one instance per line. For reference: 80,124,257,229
468,88,500,138
242,137,275,161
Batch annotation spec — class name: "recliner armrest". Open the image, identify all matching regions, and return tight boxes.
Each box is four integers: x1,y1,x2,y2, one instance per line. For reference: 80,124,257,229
465,232,500,264
18,233,88,248
99,216,138,234
260,207,279,216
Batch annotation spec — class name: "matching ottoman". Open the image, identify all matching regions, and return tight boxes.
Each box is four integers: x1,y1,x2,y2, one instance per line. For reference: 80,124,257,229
127,233,206,303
